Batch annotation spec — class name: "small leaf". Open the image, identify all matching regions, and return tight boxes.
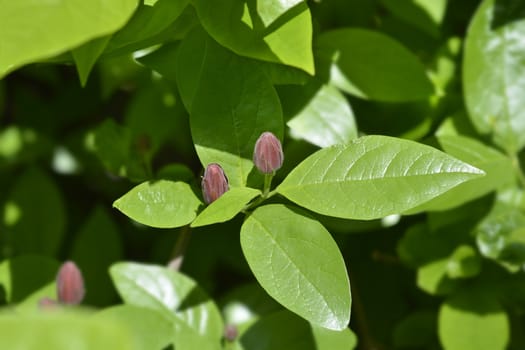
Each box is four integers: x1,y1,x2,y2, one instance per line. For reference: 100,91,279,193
191,0,314,74
381,0,447,38
316,28,433,102
95,305,173,350
240,204,351,330
0,0,138,78
191,187,261,228
282,81,358,148
463,0,525,152
72,35,111,87
113,180,202,228
393,310,437,349
277,135,484,220
439,290,510,350
446,245,481,279
417,259,457,296
109,262,224,342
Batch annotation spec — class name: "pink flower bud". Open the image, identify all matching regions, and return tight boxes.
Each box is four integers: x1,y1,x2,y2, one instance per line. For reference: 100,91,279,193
253,132,283,174
56,261,85,305
224,324,238,342
202,163,229,204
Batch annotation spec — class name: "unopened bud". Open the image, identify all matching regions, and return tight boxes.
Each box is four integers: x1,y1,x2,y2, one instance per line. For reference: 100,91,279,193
202,163,229,204
224,324,238,342
56,261,85,305
253,132,283,174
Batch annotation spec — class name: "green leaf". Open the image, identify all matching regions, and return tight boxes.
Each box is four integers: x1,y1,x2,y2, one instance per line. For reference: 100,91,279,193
0,0,138,78
3,167,66,255
176,28,283,187
0,311,136,350
417,259,458,296
191,0,314,74
439,290,510,350
446,245,481,279
109,262,224,342
113,180,202,228
71,206,123,305
393,310,437,349
463,0,525,153
381,0,447,38
277,135,484,220
240,310,356,350
311,325,357,350
91,119,149,182
191,187,260,228
104,0,190,56
406,134,514,212
95,305,173,350
256,0,303,27
0,255,59,303
282,81,358,148
316,28,433,102
72,35,111,87
240,204,351,330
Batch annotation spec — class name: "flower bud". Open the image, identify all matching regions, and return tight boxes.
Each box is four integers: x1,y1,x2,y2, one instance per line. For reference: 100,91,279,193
224,324,238,342
56,261,85,305
253,132,283,174
202,163,229,204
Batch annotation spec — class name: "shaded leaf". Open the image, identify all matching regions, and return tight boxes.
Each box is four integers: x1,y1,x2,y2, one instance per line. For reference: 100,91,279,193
72,35,111,86
316,28,433,102
176,28,283,187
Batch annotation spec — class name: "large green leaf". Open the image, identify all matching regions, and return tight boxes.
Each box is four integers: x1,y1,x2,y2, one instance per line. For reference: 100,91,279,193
439,290,510,350
281,81,358,148
3,167,66,255
240,204,351,330
0,0,138,78
191,0,314,74
463,0,525,153
191,187,261,228
95,305,173,350
71,206,123,305
176,28,283,187
113,180,202,228
109,262,224,344
0,311,136,350
406,134,514,212
277,136,484,220
316,28,433,102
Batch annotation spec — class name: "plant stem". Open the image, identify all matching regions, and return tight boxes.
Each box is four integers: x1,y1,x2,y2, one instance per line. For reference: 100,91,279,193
263,173,274,197
167,225,191,271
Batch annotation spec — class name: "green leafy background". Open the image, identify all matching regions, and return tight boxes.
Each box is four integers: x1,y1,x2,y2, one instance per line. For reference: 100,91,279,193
1,0,525,349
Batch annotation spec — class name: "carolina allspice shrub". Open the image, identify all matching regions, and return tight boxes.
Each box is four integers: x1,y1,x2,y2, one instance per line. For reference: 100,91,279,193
0,1,524,350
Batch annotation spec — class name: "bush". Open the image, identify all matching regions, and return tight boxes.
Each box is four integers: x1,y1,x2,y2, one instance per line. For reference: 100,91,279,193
0,0,524,349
